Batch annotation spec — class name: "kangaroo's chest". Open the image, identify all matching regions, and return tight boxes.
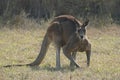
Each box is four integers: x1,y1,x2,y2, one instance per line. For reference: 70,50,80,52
78,42,87,52
73,40,88,52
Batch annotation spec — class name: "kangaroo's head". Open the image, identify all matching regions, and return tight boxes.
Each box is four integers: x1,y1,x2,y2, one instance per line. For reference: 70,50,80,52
76,19,89,39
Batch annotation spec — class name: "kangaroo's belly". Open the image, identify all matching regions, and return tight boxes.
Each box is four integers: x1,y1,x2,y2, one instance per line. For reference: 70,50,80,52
70,39,89,52
78,45,87,52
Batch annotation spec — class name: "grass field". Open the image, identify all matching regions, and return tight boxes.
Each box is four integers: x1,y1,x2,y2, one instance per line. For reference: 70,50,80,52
0,22,120,80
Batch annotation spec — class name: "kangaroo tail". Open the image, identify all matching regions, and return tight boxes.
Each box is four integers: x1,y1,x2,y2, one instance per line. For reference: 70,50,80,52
27,33,50,66
2,33,50,68
3,64,27,67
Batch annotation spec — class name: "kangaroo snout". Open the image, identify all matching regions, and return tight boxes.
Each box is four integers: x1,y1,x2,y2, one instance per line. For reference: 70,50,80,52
80,36,83,39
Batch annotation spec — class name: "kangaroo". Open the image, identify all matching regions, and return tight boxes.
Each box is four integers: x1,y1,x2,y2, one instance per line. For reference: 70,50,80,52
27,15,91,69
3,15,91,70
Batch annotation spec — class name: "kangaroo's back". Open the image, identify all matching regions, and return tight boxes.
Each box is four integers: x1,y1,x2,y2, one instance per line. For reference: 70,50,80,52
48,15,82,46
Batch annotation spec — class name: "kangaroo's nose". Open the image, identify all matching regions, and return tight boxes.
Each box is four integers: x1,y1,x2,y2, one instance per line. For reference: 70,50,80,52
80,36,83,39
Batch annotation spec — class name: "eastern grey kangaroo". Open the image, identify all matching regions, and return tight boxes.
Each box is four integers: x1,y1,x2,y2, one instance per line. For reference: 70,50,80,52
4,15,91,70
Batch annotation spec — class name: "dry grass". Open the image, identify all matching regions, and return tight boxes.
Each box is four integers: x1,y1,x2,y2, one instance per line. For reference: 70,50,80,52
0,20,120,80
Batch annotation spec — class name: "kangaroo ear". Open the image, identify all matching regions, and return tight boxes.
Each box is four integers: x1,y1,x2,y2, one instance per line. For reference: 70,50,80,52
82,19,89,27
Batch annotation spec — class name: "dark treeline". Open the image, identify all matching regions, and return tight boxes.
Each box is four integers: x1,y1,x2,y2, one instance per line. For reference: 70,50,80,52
0,0,120,23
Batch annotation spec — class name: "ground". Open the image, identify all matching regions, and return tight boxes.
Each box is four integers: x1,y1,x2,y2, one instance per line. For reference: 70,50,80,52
0,23,120,80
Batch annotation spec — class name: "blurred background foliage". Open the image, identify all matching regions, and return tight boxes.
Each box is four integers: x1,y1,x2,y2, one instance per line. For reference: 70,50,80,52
0,0,120,25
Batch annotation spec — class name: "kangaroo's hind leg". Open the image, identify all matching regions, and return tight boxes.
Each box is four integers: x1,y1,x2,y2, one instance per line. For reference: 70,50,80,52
54,36,62,70
63,49,80,68
70,52,77,67
50,21,62,69
56,46,61,70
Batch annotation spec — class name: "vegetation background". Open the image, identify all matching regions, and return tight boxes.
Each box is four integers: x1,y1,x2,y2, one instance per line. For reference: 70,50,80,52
0,0,120,80
0,0,120,25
